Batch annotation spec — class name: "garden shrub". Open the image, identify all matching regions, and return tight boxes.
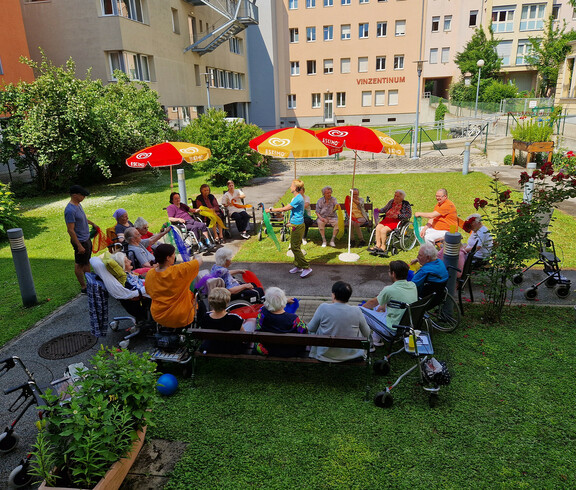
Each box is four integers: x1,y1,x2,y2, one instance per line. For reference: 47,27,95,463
0,182,19,237
503,154,513,165
481,80,519,103
435,100,448,121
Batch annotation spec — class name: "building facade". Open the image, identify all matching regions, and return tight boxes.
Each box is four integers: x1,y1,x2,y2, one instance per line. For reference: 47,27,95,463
19,0,256,128
0,0,34,86
555,39,576,114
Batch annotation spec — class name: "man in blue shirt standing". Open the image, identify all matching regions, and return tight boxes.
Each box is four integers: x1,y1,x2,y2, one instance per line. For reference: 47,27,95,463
64,185,97,294
268,179,312,278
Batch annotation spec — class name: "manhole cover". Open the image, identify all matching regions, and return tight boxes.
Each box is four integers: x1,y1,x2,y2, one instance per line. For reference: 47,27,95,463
38,331,98,360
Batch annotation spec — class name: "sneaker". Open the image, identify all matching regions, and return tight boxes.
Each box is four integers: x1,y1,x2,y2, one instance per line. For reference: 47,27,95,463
241,232,250,239
302,238,307,245
80,288,87,295
289,267,303,274
329,240,336,247
300,268,313,278
321,241,327,247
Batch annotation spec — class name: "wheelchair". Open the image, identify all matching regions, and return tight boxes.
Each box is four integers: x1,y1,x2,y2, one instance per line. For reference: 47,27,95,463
170,221,215,256
257,203,291,242
367,219,418,257
221,200,258,238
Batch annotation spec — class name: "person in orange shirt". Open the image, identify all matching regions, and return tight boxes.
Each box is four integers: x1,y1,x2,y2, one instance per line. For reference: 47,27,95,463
145,243,202,328
415,188,458,244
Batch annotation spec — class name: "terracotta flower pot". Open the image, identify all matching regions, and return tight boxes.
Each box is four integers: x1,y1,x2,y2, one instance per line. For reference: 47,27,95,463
38,426,146,490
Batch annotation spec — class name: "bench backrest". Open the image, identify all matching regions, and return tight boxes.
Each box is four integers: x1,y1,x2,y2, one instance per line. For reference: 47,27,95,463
309,202,373,212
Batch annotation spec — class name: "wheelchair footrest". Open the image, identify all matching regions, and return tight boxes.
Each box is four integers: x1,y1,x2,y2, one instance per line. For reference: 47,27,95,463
151,347,191,364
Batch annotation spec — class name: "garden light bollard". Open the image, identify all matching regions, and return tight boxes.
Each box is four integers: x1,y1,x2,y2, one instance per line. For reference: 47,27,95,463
523,177,534,203
177,169,188,204
7,228,37,307
442,231,461,317
462,142,471,175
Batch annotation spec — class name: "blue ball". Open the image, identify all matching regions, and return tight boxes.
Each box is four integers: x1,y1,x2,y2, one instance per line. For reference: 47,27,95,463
156,373,178,396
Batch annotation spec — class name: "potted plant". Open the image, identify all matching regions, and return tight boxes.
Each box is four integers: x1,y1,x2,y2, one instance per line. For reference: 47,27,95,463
510,115,555,166
30,347,158,489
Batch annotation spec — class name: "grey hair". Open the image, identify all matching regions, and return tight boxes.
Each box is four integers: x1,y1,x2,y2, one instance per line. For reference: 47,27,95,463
214,246,234,266
420,242,438,261
466,213,482,223
263,287,287,312
437,188,448,197
395,189,406,199
124,227,138,243
110,251,127,271
321,186,333,195
134,217,148,229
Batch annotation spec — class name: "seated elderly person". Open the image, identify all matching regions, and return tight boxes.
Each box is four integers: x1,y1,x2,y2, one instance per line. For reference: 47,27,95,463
145,243,203,328
200,287,255,354
134,216,155,252
344,188,369,247
167,191,214,250
221,180,251,240
308,281,370,362
414,188,458,245
113,208,133,242
316,186,339,247
211,247,264,303
195,184,225,244
109,251,151,323
368,189,412,255
462,213,493,268
124,226,169,268
410,242,449,297
255,287,308,357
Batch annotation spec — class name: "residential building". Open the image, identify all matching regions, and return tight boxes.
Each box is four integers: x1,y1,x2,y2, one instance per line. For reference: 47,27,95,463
19,0,257,128
0,0,34,86
555,39,576,114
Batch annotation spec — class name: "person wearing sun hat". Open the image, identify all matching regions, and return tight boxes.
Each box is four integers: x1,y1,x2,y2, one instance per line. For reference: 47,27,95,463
65,185,97,294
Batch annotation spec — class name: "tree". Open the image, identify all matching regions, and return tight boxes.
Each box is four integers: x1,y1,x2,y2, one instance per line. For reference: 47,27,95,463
178,109,266,186
0,53,172,191
524,16,576,97
454,27,502,82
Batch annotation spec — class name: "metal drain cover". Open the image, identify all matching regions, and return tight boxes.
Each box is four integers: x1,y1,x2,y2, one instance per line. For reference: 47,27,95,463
38,331,98,360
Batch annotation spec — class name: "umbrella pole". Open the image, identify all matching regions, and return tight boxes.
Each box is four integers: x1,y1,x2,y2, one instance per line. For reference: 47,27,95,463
339,186,360,263
170,166,173,189
351,150,358,189
294,157,297,179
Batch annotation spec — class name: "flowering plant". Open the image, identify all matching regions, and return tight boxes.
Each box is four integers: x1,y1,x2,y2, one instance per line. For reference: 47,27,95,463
552,150,576,175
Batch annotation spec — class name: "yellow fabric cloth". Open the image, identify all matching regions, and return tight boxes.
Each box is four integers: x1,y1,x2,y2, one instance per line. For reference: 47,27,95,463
99,251,127,285
352,202,363,220
145,260,200,328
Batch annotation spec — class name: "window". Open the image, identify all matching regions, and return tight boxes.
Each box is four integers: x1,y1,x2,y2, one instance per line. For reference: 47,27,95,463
431,16,440,32
362,91,372,107
289,0,298,9
342,0,350,4
443,15,452,31
375,90,385,106
496,40,513,65
324,25,334,41
388,89,398,106
573,7,576,19
307,60,317,75
291,61,300,76
491,6,515,33
324,59,334,74
0,57,3,76
429,48,438,64
469,10,478,27
358,57,369,72
340,58,351,73
516,39,533,65
377,21,387,37
324,0,333,5
337,92,346,107
395,20,406,36
229,37,242,54
520,4,546,31
109,51,151,81
188,16,198,44
441,47,450,63
287,95,297,109
306,27,316,41
376,56,386,71
171,8,180,33
552,4,560,20
393,55,404,70
102,0,144,22
290,28,299,43
306,0,315,8
359,23,369,38
360,0,369,3
341,24,351,40
312,93,321,108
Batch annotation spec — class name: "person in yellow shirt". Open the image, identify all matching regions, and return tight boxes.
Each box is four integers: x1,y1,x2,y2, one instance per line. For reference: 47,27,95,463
415,188,458,244
145,243,202,328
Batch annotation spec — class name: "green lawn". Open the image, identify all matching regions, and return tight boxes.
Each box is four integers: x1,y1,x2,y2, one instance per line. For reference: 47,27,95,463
152,305,575,488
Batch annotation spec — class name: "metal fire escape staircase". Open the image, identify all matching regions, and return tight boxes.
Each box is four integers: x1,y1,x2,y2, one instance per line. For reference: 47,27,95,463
183,0,258,55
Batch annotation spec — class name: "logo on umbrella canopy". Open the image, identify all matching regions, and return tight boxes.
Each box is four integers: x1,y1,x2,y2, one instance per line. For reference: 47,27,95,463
180,146,199,154
136,152,152,159
268,138,291,147
379,136,397,146
328,130,348,137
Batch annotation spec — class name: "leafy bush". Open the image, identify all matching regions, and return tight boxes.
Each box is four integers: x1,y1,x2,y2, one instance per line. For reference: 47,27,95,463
481,80,519,102
0,182,19,237
178,109,267,186
511,117,554,142
503,154,513,165
435,100,448,121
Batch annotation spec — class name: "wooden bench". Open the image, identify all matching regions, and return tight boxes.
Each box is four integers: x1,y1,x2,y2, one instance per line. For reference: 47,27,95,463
309,201,374,230
187,329,372,399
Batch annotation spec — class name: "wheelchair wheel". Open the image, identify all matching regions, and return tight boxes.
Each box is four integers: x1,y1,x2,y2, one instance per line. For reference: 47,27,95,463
555,285,570,299
258,228,263,241
512,274,524,285
8,463,32,489
226,299,253,312
373,359,390,376
280,228,286,242
0,431,19,453
428,294,460,333
524,288,538,300
374,391,393,408
400,223,418,251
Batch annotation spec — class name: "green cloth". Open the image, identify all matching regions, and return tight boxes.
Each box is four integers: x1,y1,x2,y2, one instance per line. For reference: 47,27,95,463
262,210,281,251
